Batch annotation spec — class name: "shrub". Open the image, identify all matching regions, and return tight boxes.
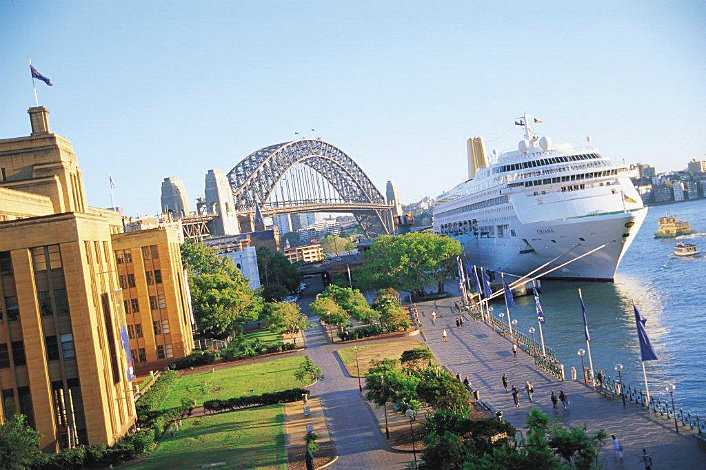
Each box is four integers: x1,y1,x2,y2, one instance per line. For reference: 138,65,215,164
169,350,214,370
203,388,308,412
338,324,384,341
305,431,319,454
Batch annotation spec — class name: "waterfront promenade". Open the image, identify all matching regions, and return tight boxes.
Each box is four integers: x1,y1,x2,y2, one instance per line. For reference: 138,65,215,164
419,295,706,469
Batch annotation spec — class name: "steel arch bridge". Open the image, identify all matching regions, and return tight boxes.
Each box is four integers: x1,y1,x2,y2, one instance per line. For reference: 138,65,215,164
227,139,393,237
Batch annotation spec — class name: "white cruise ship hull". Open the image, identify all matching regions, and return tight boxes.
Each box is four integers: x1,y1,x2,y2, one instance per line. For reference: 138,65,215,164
456,208,647,281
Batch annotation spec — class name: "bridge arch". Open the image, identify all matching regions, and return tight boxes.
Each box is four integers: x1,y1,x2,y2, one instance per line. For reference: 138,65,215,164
227,140,393,237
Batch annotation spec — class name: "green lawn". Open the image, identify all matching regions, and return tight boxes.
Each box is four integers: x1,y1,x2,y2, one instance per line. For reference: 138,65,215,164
159,355,307,410
241,328,283,346
337,340,425,377
127,405,285,469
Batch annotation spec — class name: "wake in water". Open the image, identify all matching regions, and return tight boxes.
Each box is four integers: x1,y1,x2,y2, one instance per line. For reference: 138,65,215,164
676,232,706,240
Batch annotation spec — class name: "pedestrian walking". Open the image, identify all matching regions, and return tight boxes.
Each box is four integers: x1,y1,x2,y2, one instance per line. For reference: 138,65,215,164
456,373,461,382
511,386,520,408
502,373,508,392
460,316,465,327
551,391,559,410
596,369,604,388
512,343,518,358
641,448,652,470
455,317,461,328
559,390,568,410
431,311,437,324
442,329,448,342
611,435,623,461
463,376,470,388
525,381,534,402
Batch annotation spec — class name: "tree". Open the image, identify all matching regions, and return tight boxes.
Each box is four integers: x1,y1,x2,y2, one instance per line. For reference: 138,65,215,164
0,414,41,470
374,294,410,332
294,357,323,385
256,246,302,291
365,361,420,409
415,365,471,411
190,273,263,338
181,240,240,278
319,285,379,324
260,283,289,302
400,347,434,371
319,234,355,255
360,233,462,296
309,296,350,328
265,302,311,335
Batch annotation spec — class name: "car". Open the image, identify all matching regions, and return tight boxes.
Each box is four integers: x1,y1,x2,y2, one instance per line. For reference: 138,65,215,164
283,295,300,303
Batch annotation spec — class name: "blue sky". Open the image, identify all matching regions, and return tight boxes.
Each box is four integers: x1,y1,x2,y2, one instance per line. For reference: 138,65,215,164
1,1,704,215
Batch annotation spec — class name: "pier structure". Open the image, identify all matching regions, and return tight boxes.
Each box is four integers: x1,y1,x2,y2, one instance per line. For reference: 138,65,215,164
417,293,706,468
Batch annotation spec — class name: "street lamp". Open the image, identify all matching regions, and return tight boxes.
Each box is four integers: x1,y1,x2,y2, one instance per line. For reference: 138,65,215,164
381,375,390,439
405,408,418,469
354,346,362,392
615,364,626,408
511,319,518,343
665,383,678,434
529,327,535,344
577,349,586,385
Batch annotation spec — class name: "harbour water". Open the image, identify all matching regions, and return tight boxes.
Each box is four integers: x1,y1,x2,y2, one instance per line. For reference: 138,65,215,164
492,198,706,416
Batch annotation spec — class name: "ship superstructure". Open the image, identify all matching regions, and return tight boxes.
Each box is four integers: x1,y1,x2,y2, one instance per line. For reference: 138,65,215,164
433,114,647,281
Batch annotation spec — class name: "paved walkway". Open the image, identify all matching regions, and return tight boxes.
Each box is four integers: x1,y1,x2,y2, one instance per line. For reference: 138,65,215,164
303,316,411,469
419,296,706,469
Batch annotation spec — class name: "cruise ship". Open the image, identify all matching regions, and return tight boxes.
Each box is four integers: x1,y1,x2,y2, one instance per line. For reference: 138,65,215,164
433,115,647,281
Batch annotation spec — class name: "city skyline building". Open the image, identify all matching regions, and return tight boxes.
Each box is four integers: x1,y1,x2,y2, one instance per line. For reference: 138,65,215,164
160,177,190,217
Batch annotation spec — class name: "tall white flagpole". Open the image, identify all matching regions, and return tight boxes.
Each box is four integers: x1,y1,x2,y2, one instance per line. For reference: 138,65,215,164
501,272,513,336
533,280,547,356
29,59,39,107
641,361,651,413
578,288,595,385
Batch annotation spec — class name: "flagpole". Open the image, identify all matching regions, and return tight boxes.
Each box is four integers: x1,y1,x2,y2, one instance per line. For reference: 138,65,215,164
533,280,547,356
578,288,595,385
641,361,651,413
501,272,513,336
29,59,39,107
109,172,116,209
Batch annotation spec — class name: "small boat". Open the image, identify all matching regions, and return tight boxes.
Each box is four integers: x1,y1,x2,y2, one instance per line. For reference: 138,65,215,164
673,242,699,257
655,213,693,238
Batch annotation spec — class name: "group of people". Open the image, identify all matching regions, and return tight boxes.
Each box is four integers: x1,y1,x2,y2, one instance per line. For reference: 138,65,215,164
501,373,569,410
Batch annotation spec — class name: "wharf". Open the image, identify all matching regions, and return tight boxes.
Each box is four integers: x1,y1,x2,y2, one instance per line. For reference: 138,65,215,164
417,295,706,469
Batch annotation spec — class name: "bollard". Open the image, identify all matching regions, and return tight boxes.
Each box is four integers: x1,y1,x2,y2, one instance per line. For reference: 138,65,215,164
473,390,480,401
570,367,577,381
496,411,503,422
560,364,566,381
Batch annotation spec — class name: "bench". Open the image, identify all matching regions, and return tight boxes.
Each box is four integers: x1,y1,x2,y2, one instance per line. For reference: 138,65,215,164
481,401,497,415
303,406,311,417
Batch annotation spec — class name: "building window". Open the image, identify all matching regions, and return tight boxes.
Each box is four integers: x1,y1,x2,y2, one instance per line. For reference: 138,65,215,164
45,336,60,361
124,250,133,263
54,288,69,315
127,274,136,288
153,321,162,335
17,386,33,427
131,298,139,312
165,344,173,358
124,299,131,314
145,271,154,285
161,319,170,334
2,389,16,417
150,245,159,259
131,349,139,362
135,323,143,338
127,324,134,339
0,252,12,275
11,341,25,366
38,291,53,316
138,348,146,362
5,296,18,321
149,296,157,310
61,334,75,359
94,241,102,265
141,246,151,260
157,295,166,309
156,345,165,359
116,251,124,264
0,344,9,368
119,275,128,289
154,269,162,284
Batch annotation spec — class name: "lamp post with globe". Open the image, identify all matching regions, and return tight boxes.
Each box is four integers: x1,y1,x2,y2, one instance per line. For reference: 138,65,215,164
578,349,586,385
405,408,418,469
666,383,678,434
615,364,626,408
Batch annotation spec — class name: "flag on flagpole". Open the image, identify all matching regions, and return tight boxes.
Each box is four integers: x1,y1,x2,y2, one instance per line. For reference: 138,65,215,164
502,278,515,307
30,64,52,86
109,174,116,189
634,304,658,361
481,269,492,298
473,265,483,296
534,288,545,324
579,291,591,341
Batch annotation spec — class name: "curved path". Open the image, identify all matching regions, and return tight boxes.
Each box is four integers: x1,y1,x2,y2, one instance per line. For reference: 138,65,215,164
303,316,410,469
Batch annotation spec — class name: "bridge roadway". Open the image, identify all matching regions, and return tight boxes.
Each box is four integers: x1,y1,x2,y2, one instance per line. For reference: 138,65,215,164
419,294,706,469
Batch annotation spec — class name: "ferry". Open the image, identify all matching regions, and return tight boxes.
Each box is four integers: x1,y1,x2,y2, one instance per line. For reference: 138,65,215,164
673,242,699,257
433,114,647,281
655,214,693,238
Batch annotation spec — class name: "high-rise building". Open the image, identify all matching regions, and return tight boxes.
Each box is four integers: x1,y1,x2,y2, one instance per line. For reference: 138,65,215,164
386,180,403,217
160,177,190,216
0,107,136,451
688,159,706,175
273,214,292,235
204,169,240,236
673,182,685,202
112,226,195,371
290,213,316,231
466,137,488,180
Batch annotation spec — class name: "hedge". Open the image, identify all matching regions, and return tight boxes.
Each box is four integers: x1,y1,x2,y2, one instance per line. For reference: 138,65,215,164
203,388,308,413
338,324,384,341
168,342,298,370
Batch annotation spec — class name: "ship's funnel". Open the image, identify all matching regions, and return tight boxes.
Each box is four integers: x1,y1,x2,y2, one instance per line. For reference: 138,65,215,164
467,136,488,179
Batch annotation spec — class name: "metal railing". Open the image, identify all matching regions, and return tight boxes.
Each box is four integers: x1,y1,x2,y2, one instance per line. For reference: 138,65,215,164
194,338,230,351
457,300,564,380
598,374,705,433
